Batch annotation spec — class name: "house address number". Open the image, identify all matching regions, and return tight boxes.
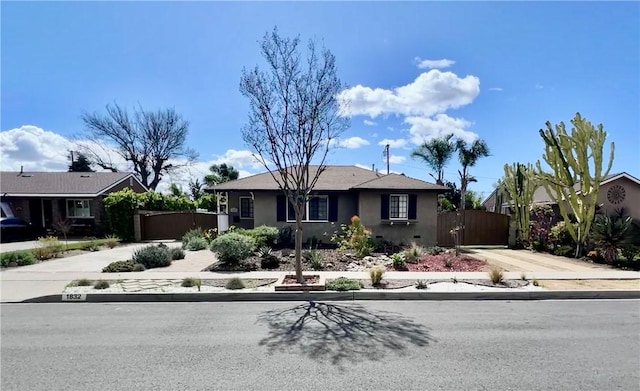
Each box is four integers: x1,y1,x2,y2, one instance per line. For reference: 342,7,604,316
61,293,87,301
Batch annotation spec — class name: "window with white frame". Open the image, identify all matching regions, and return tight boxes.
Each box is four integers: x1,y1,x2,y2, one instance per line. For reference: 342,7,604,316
287,196,328,222
67,199,92,217
389,194,408,220
239,197,254,219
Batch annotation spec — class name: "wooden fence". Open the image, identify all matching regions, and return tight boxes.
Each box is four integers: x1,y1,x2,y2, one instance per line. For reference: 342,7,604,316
437,210,510,246
139,211,217,241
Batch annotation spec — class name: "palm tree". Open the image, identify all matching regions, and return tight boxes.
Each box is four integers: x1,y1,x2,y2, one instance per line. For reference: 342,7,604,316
456,139,490,210
410,134,456,185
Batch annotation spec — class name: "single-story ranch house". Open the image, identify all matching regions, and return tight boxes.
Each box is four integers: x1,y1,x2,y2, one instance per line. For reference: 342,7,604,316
210,165,448,246
0,171,147,236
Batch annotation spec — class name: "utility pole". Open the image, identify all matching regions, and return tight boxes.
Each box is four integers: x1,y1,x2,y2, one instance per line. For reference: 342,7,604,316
382,144,390,174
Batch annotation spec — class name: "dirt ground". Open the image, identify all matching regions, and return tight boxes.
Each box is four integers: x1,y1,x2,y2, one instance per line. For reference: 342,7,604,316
537,279,640,290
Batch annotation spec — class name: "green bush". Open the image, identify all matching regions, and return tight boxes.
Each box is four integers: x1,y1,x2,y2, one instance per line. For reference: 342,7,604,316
326,277,361,291
181,277,201,288
182,227,205,248
549,221,576,248
621,244,639,261
104,188,141,242
427,246,445,255
186,237,208,251
304,249,323,270
391,252,407,269
553,245,575,257
170,247,186,260
94,280,110,290
331,215,375,258
1,250,37,267
225,277,245,290
132,263,146,271
76,278,93,286
369,266,384,286
132,245,172,269
210,233,256,263
243,225,279,248
102,260,137,272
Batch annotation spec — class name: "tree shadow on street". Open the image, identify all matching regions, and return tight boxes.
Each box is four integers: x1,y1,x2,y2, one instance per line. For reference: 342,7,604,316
257,301,434,367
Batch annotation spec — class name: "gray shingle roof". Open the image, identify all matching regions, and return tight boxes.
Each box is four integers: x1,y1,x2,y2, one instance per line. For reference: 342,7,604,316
0,171,142,196
212,165,447,191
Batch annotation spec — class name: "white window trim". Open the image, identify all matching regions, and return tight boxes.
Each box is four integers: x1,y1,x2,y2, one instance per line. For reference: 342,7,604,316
66,199,94,218
389,194,409,221
239,196,254,219
286,195,329,223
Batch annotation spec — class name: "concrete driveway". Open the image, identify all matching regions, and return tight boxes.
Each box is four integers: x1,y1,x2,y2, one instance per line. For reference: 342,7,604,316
467,248,613,272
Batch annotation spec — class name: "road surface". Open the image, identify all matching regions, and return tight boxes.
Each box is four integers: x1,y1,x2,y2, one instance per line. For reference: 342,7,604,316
1,300,639,390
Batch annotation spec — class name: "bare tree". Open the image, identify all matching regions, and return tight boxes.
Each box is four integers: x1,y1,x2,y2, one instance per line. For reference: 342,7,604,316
240,28,349,283
80,103,198,190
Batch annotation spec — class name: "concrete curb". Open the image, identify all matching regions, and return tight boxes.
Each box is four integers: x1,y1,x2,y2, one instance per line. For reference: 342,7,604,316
18,290,640,303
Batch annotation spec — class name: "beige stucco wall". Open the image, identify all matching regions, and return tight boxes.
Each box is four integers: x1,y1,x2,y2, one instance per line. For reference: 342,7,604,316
595,177,640,220
357,190,438,246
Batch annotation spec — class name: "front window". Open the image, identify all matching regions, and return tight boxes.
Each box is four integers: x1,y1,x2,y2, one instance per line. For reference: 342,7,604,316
390,194,408,220
287,196,328,222
67,199,92,217
239,197,254,219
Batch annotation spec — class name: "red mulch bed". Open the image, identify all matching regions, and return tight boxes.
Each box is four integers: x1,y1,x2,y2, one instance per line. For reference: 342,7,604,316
282,275,320,284
405,254,487,272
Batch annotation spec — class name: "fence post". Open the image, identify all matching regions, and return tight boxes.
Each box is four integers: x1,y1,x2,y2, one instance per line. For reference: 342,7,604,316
133,210,142,242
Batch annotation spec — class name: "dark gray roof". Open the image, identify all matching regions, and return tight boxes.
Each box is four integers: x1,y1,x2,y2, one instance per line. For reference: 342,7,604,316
212,165,447,192
0,171,144,196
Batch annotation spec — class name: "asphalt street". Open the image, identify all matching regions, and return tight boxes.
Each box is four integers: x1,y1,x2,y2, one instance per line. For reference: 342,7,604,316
1,300,639,390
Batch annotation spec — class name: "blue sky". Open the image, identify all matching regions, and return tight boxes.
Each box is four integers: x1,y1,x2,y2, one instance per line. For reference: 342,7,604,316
2,1,638,197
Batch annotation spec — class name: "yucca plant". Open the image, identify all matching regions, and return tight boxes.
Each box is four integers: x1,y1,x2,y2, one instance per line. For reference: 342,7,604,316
592,214,632,263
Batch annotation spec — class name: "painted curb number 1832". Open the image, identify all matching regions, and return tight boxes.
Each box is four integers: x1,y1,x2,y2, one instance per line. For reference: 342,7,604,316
61,293,87,301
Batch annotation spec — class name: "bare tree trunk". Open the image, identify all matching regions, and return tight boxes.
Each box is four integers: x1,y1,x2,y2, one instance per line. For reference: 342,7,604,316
295,217,304,283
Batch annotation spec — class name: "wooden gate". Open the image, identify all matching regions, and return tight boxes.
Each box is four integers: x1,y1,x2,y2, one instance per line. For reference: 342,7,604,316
437,210,510,246
141,211,217,240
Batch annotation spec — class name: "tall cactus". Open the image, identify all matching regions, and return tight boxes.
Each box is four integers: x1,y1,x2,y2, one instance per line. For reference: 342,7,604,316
536,113,614,258
501,162,539,247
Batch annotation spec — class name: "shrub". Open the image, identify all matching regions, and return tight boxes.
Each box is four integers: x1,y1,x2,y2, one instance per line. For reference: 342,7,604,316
488,267,504,284
415,280,428,290
532,279,540,287
427,246,445,255
210,233,256,263
621,244,639,261
103,188,140,242
181,277,201,288
326,277,361,291
225,277,245,290
76,278,93,286
102,260,137,273
276,225,293,248
104,234,120,249
553,245,575,257
94,280,110,289
391,252,407,269
592,214,632,263
81,239,100,252
32,236,64,260
549,221,576,248
304,249,323,271
404,242,424,263
132,245,172,269
182,227,205,248
186,237,209,251
1,250,36,267
132,263,146,272
170,247,186,260
369,266,384,286
331,215,375,258
444,257,454,268
243,225,279,248
520,272,527,281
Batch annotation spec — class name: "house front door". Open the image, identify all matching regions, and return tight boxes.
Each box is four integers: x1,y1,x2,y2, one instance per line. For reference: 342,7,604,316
42,200,53,228
28,199,43,228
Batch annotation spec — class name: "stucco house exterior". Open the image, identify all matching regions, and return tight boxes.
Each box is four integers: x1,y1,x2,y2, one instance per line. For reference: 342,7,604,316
482,172,640,221
0,171,147,236
210,165,448,246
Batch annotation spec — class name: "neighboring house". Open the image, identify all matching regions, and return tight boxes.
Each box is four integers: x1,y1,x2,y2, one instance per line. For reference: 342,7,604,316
0,171,147,236
209,165,448,246
482,172,640,221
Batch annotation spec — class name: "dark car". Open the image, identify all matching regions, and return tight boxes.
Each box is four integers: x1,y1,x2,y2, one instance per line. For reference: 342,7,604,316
0,217,40,243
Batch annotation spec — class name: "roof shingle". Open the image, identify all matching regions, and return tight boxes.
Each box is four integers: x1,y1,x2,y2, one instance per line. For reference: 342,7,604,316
0,171,140,196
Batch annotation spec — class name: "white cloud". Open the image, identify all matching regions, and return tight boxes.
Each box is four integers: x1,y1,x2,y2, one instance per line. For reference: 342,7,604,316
378,138,407,148
414,57,456,70
338,136,370,149
489,87,503,92
388,155,406,164
363,119,377,126
354,163,373,171
371,132,378,138
535,83,544,89
337,69,480,119
1,125,75,171
405,114,478,144
211,149,263,169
